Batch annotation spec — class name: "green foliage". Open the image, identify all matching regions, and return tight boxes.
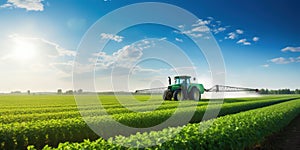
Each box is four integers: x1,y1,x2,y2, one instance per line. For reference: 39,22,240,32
0,95,298,149
40,99,300,150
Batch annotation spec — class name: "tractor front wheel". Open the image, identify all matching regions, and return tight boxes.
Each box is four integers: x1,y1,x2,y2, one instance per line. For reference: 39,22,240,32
173,90,184,101
163,90,172,100
189,88,201,101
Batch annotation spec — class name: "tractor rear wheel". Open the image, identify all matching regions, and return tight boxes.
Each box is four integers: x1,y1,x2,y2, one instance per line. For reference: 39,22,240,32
189,88,201,101
163,90,172,100
173,90,184,101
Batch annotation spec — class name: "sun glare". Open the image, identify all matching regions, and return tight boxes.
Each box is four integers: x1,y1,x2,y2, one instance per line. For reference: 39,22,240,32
13,40,36,60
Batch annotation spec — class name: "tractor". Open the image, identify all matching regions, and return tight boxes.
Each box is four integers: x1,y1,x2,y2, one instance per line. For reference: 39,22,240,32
163,76,204,101
135,75,259,101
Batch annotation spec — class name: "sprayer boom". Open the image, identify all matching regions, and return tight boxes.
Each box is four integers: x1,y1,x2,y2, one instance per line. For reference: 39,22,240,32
205,85,259,92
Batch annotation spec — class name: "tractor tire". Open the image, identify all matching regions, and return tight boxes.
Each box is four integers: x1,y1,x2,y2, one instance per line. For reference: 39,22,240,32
189,88,201,101
173,90,184,101
163,90,172,100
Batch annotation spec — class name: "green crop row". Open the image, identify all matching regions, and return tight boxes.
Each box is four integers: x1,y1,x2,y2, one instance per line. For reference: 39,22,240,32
0,101,205,124
1,95,296,116
0,98,294,149
36,99,300,150
2,96,298,124
0,98,181,116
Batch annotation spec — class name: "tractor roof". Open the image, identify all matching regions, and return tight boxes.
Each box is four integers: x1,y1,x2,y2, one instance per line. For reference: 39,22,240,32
174,75,191,79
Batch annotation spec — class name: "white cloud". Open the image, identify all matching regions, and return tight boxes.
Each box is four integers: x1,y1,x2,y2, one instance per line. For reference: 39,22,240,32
218,27,226,32
0,34,78,92
0,34,76,77
2,34,76,60
261,64,269,68
281,46,300,52
224,29,257,46
176,19,211,38
0,3,12,8
275,57,290,64
180,27,206,38
236,39,246,43
90,39,164,91
1,0,44,11
215,21,222,26
189,33,203,38
270,57,291,64
226,32,237,40
39,38,76,57
243,42,251,45
207,16,214,20
253,37,259,42
93,40,154,69
236,29,244,34
191,26,210,32
100,33,124,43
237,39,251,45
192,19,210,26
174,17,260,47
158,37,167,41
268,56,300,65
212,27,227,34
178,25,184,29
175,38,183,42
174,17,259,47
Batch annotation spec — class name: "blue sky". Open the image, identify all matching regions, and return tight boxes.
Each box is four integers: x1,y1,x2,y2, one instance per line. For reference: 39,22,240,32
0,0,299,92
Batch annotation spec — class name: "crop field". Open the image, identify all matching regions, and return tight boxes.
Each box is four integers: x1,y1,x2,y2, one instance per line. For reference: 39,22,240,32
0,95,299,150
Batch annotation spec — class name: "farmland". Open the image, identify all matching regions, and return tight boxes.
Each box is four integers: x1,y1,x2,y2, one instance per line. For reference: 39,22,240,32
0,95,299,149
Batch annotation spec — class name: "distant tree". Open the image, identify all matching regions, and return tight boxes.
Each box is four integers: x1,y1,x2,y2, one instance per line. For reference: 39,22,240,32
258,88,300,95
259,89,266,94
77,89,83,94
27,90,30,95
65,90,73,95
269,90,277,94
11,91,21,94
278,89,291,94
291,90,295,94
259,88,270,94
57,89,62,95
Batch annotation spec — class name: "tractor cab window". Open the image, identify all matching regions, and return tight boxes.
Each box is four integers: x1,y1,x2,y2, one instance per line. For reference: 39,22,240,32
183,78,191,87
175,78,191,85
186,78,190,84
175,78,183,84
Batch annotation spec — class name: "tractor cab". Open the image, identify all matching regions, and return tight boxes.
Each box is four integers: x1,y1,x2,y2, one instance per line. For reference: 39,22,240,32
164,75,204,101
174,76,191,85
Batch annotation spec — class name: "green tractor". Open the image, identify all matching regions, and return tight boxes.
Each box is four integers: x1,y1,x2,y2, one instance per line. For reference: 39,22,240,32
163,76,205,101
135,75,259,101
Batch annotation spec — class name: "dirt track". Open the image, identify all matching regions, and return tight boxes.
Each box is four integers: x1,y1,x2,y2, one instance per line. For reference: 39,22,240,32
252,114,300,149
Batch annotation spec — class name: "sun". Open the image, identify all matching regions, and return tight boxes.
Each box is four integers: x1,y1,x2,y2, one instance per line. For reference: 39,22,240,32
13,39,36,61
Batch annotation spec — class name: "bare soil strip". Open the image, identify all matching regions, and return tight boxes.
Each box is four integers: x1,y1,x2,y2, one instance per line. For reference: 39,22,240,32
253,114,300,149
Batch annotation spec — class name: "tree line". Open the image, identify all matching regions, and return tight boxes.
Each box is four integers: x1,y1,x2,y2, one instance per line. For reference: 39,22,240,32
57,89,83,95
259,88,300,94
